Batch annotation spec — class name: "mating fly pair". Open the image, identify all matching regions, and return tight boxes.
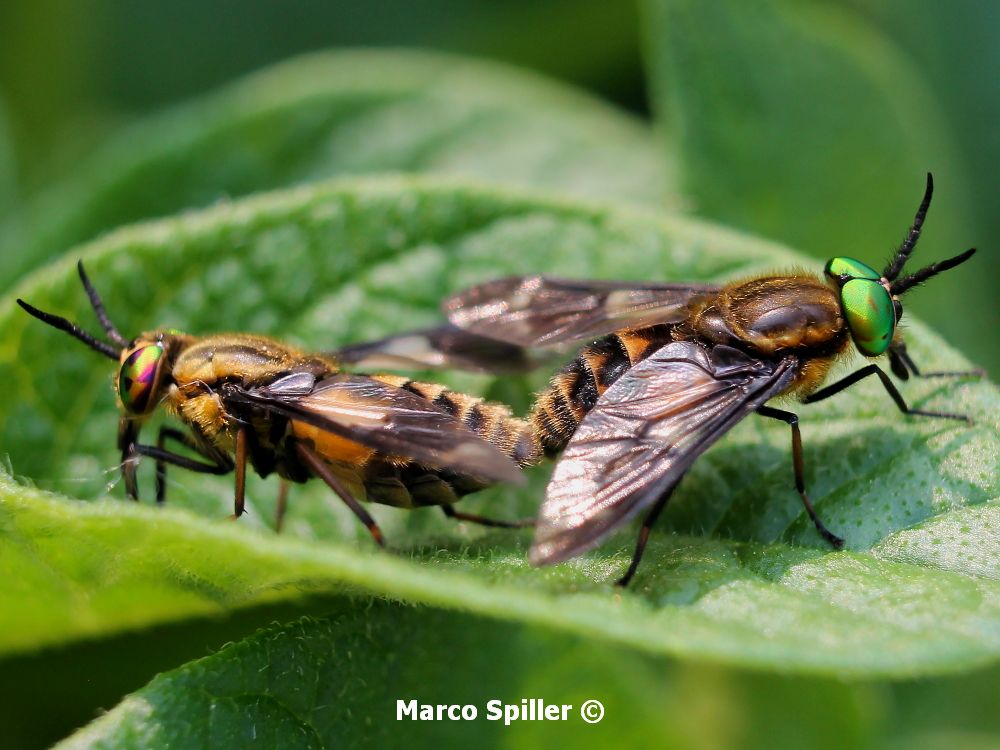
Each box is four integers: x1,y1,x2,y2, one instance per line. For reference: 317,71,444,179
18,175,982,586
370,173,982,585
17,265,541,546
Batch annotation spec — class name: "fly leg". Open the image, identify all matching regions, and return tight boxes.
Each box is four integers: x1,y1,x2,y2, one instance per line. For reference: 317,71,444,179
153,427,233,505
803,364,972,423
125,426,233,503
441,504,535,529
274,480,290,533
295,442,385,548
616,491,672,587
232,425,248,519
888,341,986,381
119,419,140,501
757,406,844,548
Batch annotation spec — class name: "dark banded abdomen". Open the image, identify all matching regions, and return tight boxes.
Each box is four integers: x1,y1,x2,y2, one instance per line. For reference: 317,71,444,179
360,375,542,508
530,325,676,455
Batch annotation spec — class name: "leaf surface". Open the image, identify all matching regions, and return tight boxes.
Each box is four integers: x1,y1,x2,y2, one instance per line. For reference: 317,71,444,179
53,610,881,750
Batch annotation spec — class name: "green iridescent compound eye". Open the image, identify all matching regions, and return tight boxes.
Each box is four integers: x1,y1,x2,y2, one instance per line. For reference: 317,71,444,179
118,344,164,413
824,256,880,282
823,257,896,356
840,278,895,356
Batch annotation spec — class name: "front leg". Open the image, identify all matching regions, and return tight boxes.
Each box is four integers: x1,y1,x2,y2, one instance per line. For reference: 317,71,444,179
803,364,972,424
130,429,233,504
118,419,140,501
231,425,249,519
888,340,986,381
153,426,234,504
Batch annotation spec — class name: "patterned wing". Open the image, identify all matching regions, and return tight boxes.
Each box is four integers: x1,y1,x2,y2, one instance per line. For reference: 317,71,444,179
333,324,538,374
445,276,719,347
530,342,798,565
223,372,523,484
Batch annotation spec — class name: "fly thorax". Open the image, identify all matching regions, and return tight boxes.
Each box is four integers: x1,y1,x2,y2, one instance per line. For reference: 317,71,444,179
171,334,335,389
715,276,845,356
168,391,234,453
686,301,742,347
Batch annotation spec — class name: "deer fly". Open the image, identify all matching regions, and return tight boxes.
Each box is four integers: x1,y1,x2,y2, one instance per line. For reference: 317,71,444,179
16,264,539,545
362,174,983,585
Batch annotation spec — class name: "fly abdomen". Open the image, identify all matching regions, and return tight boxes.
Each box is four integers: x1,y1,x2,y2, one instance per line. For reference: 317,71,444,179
355,374,542,509
530,325,675,455
372,375,541,468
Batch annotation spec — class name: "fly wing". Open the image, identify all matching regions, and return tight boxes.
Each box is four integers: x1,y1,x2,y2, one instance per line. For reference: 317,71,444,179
224,373,524,484
333,324,538,374
445,276,719,348
530,342,798,566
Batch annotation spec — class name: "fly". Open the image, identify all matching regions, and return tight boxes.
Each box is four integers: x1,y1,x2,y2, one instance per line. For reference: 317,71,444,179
360,174,983,585
17,266,537,546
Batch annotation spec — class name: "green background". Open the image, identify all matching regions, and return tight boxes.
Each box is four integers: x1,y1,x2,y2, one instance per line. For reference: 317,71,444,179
0,2,997,748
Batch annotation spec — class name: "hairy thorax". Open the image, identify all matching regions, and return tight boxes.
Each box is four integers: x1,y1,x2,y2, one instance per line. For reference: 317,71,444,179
682,274,852,397
163,333,338,447
687,275,846,355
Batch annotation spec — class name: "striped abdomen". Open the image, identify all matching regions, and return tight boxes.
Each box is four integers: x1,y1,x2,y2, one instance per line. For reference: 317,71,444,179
530,325,676,455
361,375,541,508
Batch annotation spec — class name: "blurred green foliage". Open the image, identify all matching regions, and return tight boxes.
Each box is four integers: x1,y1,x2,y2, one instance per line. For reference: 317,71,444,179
0,1,997,749
0,49,673,289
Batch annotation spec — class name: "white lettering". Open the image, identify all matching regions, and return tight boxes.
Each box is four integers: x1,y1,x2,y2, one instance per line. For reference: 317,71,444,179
400,698,578,722
397,699,417,720
396,701,479,721
504,703,519,726
486,700,502,721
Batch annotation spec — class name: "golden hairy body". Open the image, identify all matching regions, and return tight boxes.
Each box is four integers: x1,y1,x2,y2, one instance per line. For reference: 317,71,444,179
158,333,536,509
532,272,851,454
683,273,851,397
686,275,845,354
164,333,334,450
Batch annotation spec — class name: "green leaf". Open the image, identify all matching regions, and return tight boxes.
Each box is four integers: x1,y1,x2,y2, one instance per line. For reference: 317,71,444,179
0,177,995,678
640,0,998,374
52,610,881,750
0,48,676,289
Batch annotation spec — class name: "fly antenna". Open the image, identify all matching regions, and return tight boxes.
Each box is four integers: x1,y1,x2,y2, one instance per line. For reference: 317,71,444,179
890,247,976,295
16,298,120,359
884,172,933,281
78,260,128,347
